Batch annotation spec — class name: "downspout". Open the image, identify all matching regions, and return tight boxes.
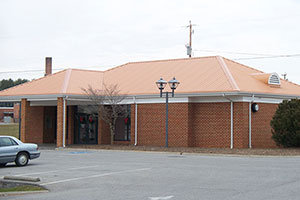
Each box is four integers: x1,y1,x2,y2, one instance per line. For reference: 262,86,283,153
249,94,254,149
134,96,138,146
223,94,234,149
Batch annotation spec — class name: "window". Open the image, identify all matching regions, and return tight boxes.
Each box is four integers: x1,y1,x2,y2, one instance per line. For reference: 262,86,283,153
0,137,18,147
0,102,14,107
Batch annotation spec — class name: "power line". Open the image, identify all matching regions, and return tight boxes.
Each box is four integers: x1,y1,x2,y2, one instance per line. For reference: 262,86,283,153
194,49,300,60
232,54,300,60
0,65,113,74
193,49,277,56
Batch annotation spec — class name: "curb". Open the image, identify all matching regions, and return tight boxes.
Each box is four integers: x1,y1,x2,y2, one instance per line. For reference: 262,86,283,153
4,176,40,182
62,147,300,158
0,190,48,197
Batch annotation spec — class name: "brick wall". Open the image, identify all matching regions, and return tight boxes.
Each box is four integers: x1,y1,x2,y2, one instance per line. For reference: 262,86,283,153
133,103,166,147
67,106,75,145
251,103,278,148
57,97,63,147
20,99,29,142
233,102,250,148
14,103,20,121
18,100,279,148
189,103,231,148
130,104,136,145
98,118,111,144
27,106,44,144
130,103,189,147
20,99,44,144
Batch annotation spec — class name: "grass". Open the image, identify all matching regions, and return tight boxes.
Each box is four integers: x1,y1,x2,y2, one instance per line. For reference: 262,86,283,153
0,185,45,192
0,123,19,138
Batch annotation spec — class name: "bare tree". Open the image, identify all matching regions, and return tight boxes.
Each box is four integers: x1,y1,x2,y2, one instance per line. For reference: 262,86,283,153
82,84,128,144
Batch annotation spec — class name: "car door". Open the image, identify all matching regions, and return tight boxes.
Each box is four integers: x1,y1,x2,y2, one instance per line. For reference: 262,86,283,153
0,137,19,163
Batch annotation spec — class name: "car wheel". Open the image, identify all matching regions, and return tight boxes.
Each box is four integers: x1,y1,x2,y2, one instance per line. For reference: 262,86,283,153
15,152,29,167
0,163,7,167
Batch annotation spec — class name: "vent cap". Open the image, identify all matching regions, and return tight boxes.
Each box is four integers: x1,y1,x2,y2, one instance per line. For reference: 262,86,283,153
268,73,281,85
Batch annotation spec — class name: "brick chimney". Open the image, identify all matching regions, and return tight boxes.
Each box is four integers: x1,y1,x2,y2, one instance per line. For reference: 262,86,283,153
45,57,52,76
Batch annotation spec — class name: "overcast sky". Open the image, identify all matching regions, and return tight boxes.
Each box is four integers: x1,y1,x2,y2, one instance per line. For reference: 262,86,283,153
1,0,300,84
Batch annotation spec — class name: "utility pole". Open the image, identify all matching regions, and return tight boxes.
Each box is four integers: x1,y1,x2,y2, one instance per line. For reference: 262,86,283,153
186,20,195,58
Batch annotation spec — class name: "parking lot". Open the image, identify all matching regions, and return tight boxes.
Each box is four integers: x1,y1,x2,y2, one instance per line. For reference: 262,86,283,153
1,149,300,200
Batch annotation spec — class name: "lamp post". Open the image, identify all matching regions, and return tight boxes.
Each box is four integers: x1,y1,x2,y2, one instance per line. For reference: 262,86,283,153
156,77,180,147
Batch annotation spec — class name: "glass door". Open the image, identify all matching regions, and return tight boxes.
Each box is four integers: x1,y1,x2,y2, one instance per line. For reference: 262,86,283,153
78,114,98,144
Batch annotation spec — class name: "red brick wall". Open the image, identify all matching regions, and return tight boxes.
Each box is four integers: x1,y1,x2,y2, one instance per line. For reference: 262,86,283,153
21,99,29,142
14,103,20,120
27,106,44,144
130,104,136,145
67,106,75,145
130,103,189,147
233,102,250,148
189,103,231,148
169,103,190,147
20,99,44,144
57,97,63,147
133,103,166,147
251,103,278,148
98,118,111,144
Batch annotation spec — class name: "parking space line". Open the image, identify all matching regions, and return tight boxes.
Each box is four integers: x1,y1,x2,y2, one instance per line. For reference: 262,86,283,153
15,165,100,176
40,168,151,186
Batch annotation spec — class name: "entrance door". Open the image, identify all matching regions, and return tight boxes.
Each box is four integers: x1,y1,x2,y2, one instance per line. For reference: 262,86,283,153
78,114,98,144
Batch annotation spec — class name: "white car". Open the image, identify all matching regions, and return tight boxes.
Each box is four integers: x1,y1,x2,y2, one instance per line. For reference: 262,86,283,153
0,136,40,167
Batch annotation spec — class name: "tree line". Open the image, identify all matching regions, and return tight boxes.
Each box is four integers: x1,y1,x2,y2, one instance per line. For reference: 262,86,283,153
0,78,29,91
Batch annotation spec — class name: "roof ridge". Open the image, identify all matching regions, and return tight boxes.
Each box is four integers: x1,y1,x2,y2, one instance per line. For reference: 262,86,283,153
126,56,217,65
216,56,240,91
104,56,218,73
0,69,68,95
223,57,300,89
223,57,265,74
69,68,104,73
61,69,72,93
104,63,130,73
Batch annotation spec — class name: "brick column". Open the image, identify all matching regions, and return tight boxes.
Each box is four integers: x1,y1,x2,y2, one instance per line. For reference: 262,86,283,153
67,106,74,145
21,99,30,142
98,107,110,144
57,97,65,147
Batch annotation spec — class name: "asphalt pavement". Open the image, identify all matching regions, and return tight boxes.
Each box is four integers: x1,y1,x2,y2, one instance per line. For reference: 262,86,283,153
1,149,300,200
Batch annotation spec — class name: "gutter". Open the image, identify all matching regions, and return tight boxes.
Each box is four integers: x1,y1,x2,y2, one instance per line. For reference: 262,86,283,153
223,94,234,149
0,91,300,102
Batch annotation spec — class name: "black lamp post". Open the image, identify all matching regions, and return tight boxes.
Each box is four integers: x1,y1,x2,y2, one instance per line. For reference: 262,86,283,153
156,77,180,147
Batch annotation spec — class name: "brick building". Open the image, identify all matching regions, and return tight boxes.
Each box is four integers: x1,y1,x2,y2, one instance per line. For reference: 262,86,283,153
1,56,300,148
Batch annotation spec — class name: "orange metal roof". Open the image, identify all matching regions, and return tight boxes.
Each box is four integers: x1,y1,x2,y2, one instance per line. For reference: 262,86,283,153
0,56,300,97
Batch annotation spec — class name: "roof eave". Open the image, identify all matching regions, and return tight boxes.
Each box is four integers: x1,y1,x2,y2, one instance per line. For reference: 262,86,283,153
0,91,299,102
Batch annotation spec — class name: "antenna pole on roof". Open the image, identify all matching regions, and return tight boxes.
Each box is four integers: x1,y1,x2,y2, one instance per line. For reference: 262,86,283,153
282,72,288,80
185,20,195,58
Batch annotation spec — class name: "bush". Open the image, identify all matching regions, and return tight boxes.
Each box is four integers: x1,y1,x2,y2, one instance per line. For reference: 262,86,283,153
271,99,300,147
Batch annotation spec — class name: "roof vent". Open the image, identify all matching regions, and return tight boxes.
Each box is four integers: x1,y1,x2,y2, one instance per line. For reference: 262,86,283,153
268,73,281,85
251,72,281,87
